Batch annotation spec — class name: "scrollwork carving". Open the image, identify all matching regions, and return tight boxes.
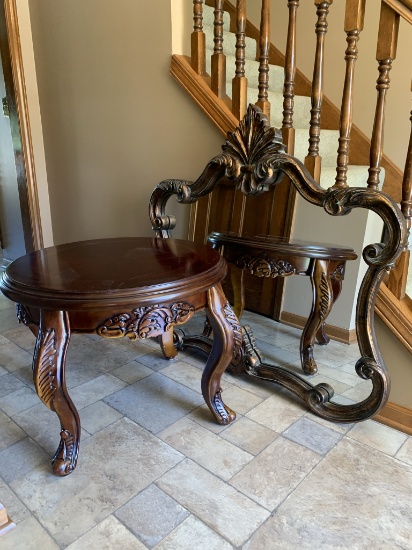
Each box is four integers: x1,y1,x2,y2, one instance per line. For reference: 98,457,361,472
331,263,345,281
33,328,57,408
223,301,243,367
149,105,286,237
236,253,296,278
16,303,33,326
97,302,195,340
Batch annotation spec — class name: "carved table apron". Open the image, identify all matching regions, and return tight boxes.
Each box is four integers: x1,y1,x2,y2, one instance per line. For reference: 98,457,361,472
0,237,239,476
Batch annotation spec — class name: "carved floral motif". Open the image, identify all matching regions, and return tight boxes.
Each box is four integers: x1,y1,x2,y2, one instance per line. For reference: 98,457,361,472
97,302,195,340
236,253,296,278
16,303,32,326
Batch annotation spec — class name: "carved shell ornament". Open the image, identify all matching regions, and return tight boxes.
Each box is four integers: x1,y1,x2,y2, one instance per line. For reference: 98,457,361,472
221,104,286,195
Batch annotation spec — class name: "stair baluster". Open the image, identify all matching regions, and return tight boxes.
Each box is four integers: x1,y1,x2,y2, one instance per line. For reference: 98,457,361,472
191,0,206,75
232,0,248,119
211,0,226,98
304,0,333,183
367,2,399,190
256,0,271,119
389,102,412,300
282,0,299,155
334,0,365,188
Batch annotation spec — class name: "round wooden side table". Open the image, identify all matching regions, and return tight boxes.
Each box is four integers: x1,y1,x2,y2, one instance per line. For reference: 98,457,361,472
0,237,239,476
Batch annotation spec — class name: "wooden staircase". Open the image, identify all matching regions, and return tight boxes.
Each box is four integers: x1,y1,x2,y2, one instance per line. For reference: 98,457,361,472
172,0,412,352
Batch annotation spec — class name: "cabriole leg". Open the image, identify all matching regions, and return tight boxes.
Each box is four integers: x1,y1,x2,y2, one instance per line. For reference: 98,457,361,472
33,310,80,476
301,259,333,375
202,284,239,425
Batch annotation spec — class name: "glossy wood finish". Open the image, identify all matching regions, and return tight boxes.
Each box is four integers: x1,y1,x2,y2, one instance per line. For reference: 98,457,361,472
191,0,206,75
282,0,299,130
150,105,407,424
304,0,333,183
232,0,248,119
256,0,271,118
0,238,238,475
208,231,357,374
334,0,365,188
367,2,399,190
211,0,226,98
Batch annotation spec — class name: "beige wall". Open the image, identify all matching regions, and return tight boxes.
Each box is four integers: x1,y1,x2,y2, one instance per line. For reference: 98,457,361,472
247,2,411,171
27,0,222,244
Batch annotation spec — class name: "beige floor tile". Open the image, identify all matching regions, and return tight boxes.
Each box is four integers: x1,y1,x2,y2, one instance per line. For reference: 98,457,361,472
11,418,183,547
160,360,230,393
0,477,30,524
116,484,189,547
395,438,412,466
347,420,408,456
158,417,253,480
110,360,153,384
0,516,59,550
0,386,39,417
220,417,278,455
69,374,127,409
230,437,320,511
244,438,412,549
0,341,33,372
0,409,26,451
79,400,123,434
155,515,234,550
66,515,146,550
246,392,306,432
216,385,263,415
157,459,269,547
340,381,373,402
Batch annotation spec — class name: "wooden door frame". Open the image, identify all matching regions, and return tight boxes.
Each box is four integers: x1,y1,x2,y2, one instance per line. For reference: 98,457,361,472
0,0,43,252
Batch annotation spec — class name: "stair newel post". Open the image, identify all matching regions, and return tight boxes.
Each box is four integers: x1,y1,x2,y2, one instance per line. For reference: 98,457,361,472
232,0,248,119
334,0,365,189
191,0,206,75
388,103,412,300
256,0,271,119
282,0,299,156
367,2,399,191
211,0,226,98
304,0,333,183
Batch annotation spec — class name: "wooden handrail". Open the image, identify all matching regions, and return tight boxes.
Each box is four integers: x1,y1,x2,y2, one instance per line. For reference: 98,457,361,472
334,0,366,188
232,0,248,119
191,0,206,75
211,0,226,97
383,0,412,24
256,0,271,118
304,0,333,183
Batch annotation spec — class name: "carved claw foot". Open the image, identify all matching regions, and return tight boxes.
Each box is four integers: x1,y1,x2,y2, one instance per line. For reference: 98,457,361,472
302,346,318,375
52,429,79,476
211,390,236,425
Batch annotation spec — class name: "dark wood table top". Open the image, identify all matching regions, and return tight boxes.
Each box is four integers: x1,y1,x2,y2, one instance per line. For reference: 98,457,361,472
208,231,358,260
1,237,227,310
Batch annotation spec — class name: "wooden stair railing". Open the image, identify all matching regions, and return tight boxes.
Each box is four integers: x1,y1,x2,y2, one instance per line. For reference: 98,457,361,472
184,0,412,313
304,0,333,182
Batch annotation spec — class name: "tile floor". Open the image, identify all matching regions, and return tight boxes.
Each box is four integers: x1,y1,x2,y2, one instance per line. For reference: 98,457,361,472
0,294,412,549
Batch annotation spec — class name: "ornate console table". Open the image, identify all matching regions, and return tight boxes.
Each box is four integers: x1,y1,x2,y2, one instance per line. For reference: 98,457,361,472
207,232,357,374
0,237,239,476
